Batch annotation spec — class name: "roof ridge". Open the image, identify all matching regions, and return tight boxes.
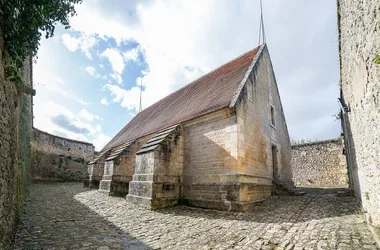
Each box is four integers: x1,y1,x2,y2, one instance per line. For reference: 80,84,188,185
143,45,263,112
229,44,266,108
100,45,263,152
170,45,262,95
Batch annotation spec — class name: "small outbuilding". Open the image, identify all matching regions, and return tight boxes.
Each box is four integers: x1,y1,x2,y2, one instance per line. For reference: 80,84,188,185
88,44,294,211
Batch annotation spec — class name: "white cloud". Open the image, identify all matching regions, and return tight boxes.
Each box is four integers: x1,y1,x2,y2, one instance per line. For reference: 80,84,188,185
93,133,112,151
78,109,103,122
34,100,109,150
67,1,230,111
109,73,123,84
63,0,340,140
123,46,141,63
101,48,125,75
76,98,90,106
85,66,101,78
96,124,102,132
106,84,140,110
61,33,97,59
69,3,137,45
61,33,80,51
34,70,90,106
34,101,89,142
100,98,109,105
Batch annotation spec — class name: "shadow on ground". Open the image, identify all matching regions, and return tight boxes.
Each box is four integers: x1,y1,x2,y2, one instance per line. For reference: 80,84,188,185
13,182,151,250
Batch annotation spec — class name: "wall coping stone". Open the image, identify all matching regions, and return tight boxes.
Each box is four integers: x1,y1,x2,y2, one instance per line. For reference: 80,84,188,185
33,127,94,146
291,138,342,149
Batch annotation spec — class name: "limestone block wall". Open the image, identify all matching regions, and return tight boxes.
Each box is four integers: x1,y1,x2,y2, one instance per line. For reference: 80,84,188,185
128,127,184,209
291,139,348,188
155,129,184,203
235,46,293,203
33,128,94,160
88,153,109,186
183,109,240,209
113,138,148,183
31,128,95,182
99,137,149,195
338,0,380,226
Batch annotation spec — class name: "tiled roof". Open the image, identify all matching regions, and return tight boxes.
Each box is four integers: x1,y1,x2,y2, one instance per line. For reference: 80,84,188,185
88,150,109,165
105,141,132,161
136,125,179,155
102,45,261,151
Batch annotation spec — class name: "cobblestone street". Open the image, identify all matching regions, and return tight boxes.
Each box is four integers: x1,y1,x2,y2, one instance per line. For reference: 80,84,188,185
13,183,378,250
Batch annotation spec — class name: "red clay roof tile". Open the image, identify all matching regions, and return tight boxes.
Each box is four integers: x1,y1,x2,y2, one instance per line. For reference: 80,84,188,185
102,46,261,151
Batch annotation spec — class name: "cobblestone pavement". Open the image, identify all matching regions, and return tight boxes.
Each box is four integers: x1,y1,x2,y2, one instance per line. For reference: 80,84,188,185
13,183,379,250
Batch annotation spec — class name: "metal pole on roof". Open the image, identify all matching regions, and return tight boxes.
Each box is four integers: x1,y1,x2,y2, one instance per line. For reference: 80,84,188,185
139,78,143,113
258,0,266,45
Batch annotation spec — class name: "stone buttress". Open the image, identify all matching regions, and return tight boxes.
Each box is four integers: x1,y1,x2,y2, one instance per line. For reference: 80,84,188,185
87,150,110,188
99,141,135,195
126,125,184,209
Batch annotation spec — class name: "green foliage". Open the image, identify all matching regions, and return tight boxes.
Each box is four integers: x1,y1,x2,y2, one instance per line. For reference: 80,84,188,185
374,55,380,65
332,110,343,121
73,157,85,164
365,192,370,200
291,138,314,145
0,0,82,82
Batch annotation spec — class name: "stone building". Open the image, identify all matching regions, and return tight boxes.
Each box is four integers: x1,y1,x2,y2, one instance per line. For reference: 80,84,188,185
338,0,380,227
88,44,294,211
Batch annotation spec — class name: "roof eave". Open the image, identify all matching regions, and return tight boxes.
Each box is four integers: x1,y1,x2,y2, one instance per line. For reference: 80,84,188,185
229,43,266,108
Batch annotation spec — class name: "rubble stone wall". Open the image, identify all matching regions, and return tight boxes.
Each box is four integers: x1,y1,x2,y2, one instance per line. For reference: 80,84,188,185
31,128,95,181
0,45,19,249
338,0,380,226
33,128,94,160
291,139,348,188
0,44,33,247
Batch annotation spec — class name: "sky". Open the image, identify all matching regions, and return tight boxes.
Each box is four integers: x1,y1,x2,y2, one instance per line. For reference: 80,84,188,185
33,0,341,151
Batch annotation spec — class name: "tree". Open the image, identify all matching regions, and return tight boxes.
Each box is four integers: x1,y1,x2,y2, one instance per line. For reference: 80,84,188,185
0,0,83,83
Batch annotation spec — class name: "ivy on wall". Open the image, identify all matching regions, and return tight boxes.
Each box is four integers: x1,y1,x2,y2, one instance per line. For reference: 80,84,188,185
0,0,82,83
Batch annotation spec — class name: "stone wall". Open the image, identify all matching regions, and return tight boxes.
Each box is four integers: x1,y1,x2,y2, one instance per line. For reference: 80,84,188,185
127,126,184,209
291,139,348,187
338,0,380,227
33,128,94,160
31,150,89,182
235,45,293,201
0,44,19,249
0,44,33,247
183,109,240,210
31,128,95,182
99,137,149,195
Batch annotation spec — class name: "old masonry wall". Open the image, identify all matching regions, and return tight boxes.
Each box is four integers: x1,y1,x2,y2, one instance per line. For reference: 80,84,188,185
0,41,33,247
338,0,380,227
292,139,348,188
31,128,95,181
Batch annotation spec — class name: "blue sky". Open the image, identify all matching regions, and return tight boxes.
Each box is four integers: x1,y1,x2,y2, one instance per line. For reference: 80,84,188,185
33,0,341,150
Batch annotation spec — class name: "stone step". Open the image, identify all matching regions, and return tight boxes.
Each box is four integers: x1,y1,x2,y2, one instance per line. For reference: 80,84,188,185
289,188,306,196
336,189,354,197
292,191,306,196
